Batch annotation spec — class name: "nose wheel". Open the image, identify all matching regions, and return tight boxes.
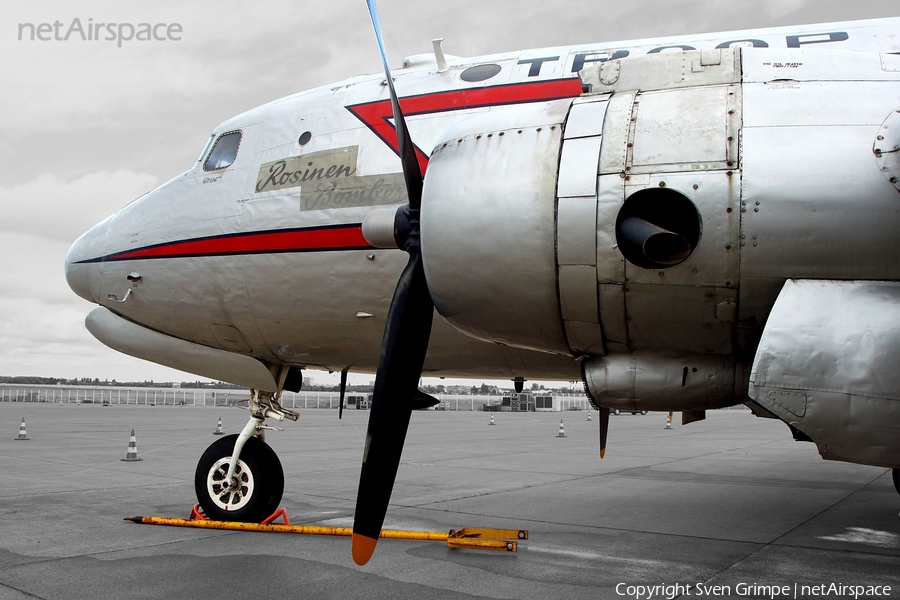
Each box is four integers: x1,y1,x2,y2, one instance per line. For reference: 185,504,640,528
194,434,284,522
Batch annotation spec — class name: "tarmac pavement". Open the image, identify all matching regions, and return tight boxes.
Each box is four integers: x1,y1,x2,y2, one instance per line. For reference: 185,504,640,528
0,402,897,599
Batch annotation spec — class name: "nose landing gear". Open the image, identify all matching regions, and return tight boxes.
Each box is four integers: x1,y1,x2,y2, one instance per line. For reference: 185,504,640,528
194,387,298,522
195,434,283,522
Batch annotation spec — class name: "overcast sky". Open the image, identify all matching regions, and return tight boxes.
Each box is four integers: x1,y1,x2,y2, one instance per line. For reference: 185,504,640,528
1,0,897,385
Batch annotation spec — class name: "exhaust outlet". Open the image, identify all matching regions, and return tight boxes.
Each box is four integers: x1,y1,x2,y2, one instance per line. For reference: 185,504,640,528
617,216,692,267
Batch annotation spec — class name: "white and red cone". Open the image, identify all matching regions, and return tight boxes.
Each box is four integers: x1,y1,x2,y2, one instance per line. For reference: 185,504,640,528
557,419,567,438
15,417,29,441
121,429,143,461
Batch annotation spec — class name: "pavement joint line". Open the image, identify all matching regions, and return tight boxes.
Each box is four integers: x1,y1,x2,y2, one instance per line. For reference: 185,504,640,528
683,515,900,597
674,543,766,600
3,462,190,484
590,470,863,492
398,504,896,556
0,531,241,569
0,481,190,501
764,466,896,547
393,453,765,497
397,504,772,546
0,581,47,600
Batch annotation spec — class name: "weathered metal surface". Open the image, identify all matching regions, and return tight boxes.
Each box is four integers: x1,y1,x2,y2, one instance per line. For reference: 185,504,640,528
741,125,900,281
625,285,739,355
580,48,740,95
741,47,900,83
557,136,603,198
557,197,598,266
564,96,609,139
631,85,732,171
556,97,605,355
598,92,636,175
750,280,900,467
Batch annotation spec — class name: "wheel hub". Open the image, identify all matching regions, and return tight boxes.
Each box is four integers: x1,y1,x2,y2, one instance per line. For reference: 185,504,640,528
207,457,255,511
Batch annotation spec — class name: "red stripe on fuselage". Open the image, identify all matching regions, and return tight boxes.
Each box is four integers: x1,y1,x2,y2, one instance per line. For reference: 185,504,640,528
347,78,584,174
82,224,372,263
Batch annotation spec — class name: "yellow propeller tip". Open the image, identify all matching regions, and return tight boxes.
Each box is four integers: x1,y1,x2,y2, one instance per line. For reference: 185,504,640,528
600,448,606,459
352,533,378,565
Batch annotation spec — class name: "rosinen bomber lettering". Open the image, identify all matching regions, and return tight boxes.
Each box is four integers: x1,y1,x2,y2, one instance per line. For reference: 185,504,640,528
256,147,358,193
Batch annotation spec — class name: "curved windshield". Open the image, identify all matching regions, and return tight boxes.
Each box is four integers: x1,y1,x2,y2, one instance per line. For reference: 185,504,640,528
203,131,242,171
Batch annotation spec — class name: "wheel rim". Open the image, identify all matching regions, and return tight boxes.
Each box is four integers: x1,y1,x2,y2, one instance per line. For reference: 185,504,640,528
206,457,255,512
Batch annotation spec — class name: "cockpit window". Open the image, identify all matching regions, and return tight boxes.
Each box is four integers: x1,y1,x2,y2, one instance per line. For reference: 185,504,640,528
196,134,215,164
203,131,242,171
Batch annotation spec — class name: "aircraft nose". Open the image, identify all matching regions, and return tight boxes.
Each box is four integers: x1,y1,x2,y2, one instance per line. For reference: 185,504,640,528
65,230,101,304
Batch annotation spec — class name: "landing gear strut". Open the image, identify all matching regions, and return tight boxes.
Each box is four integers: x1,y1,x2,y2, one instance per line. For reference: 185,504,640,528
194,387,299,522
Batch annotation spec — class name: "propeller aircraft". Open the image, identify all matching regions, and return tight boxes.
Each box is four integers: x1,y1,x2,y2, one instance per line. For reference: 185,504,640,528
64,4,900,565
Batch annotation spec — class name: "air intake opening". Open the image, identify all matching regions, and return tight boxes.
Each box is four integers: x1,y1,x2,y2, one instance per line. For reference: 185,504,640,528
615,187,701,269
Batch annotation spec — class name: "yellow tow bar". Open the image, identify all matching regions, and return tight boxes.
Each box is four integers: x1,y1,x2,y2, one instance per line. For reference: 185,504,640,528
125,514,527,553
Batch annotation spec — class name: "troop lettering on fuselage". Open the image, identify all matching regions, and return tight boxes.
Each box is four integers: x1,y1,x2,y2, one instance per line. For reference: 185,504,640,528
547,30,855,78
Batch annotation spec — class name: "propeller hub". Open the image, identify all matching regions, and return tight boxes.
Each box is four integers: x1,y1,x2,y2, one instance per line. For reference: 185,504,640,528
361,205,420,252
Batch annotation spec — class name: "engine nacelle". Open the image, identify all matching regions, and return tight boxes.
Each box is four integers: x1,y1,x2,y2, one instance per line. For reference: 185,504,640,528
421,49,744,362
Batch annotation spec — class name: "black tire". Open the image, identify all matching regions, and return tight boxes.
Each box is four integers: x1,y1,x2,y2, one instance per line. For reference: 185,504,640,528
613,409,621,415
194,434,284,522
893,468,899,496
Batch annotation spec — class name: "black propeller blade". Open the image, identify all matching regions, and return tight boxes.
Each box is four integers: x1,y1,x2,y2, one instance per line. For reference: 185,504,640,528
339,366,349,420
598,406,610,459
352,0,434,566
352,253,433,564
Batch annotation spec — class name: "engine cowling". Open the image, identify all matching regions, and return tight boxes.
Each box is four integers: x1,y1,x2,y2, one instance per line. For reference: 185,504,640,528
421,100,574,356
421,49,743,366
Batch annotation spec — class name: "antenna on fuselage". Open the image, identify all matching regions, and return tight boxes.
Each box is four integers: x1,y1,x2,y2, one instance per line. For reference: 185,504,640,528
432,38,449,72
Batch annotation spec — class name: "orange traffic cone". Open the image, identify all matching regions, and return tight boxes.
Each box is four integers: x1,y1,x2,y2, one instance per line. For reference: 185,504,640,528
586,411,593,422
121,429,143,461
213,417,224,435
556,419,567,438
14,418,29,441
